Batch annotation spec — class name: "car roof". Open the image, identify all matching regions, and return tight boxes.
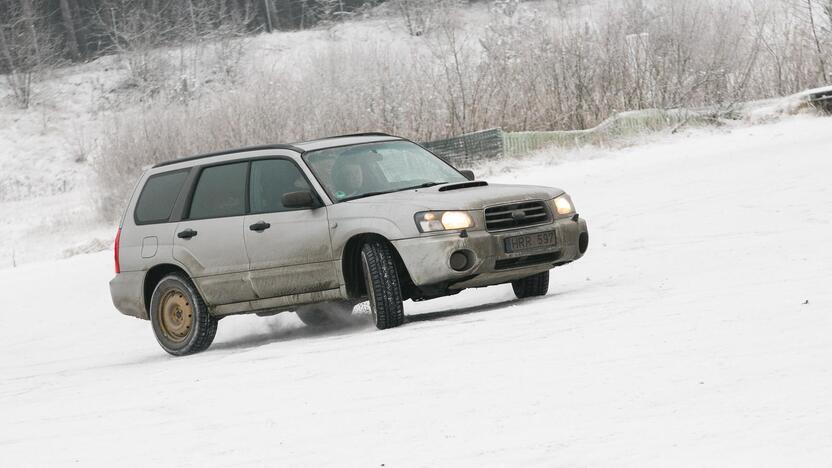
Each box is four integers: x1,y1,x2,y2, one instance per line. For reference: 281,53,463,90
152,133,403,169
292,133,401,152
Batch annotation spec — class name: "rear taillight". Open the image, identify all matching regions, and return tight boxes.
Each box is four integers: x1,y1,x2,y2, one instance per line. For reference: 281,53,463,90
114,228,121,274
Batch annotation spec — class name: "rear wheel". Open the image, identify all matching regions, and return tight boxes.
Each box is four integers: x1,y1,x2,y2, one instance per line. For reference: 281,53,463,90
149,273,217,356
512,271,550,299
296,301,355,326
361,240,405,329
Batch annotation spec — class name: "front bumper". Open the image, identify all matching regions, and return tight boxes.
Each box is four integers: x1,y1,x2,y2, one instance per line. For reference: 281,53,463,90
392,215,588,290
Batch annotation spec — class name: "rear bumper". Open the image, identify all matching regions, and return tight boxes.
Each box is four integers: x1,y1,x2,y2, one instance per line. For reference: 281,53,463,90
392,216,588,290
109,271,148,320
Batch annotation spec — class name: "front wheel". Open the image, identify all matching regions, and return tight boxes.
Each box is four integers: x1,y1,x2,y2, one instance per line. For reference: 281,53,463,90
361,240,405,329
149,273,218,356
512,271,550,299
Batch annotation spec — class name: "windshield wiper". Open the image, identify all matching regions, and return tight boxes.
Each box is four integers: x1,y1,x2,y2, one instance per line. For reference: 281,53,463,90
339,191,394,202
409,181,448,189
339,182,449,202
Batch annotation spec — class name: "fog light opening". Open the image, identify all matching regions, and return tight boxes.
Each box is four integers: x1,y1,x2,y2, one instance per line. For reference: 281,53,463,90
450,250,473,272
579,232,589,254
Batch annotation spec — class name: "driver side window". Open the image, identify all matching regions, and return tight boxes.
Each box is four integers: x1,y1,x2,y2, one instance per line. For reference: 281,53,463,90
249,159,314,214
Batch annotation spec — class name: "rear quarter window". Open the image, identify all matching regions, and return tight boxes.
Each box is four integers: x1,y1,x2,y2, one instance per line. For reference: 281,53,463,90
134,170,189,224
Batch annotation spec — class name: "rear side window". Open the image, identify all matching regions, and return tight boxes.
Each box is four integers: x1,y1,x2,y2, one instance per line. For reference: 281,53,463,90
249,159,314,214
134,170,188,224
188,162,248,219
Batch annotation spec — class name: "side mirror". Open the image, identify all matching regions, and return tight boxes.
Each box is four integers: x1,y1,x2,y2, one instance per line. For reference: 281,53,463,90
282,191,318,209
460,170,475,181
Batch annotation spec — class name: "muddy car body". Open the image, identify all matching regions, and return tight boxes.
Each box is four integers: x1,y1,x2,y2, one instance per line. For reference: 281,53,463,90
110,133,589,355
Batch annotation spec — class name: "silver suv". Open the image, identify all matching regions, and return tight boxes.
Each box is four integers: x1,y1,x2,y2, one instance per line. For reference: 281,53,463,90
110,133,589,355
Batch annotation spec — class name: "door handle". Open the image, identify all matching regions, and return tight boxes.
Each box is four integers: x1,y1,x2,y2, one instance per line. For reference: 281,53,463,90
249,221,271,232
177,228,198,239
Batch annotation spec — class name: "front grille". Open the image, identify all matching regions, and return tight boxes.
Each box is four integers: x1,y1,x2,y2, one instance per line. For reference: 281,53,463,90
494,252,561,270
484,200,551,231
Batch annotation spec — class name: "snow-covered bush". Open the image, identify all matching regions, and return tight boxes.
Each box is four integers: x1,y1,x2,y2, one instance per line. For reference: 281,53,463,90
391,0,462,36
0,1,63,108
92,0,832,220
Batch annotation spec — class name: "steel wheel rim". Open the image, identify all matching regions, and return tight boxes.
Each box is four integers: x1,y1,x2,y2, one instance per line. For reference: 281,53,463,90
159,289,194,342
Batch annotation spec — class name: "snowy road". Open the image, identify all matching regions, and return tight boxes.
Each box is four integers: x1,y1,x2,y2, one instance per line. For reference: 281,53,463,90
1,116,831,467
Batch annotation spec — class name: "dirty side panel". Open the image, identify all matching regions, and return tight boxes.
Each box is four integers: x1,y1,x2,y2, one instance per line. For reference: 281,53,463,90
172,216,257,305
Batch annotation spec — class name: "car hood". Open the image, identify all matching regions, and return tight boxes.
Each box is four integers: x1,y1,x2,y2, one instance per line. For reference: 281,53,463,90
343,182,564,211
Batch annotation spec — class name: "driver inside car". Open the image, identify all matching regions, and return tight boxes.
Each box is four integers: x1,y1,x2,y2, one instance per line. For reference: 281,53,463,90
331,148,376,199
334,161,364,199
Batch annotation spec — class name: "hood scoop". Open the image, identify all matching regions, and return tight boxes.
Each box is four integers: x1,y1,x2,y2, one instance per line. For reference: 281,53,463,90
438,181,488,192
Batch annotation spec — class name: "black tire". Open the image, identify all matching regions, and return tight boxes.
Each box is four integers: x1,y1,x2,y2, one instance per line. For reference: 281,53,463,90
361,240,405,329
512,271,550,299
149,273,218,356
296,301,355,327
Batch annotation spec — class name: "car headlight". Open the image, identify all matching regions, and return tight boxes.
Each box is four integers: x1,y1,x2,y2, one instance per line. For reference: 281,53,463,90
551,194,575,217
415,211,474,232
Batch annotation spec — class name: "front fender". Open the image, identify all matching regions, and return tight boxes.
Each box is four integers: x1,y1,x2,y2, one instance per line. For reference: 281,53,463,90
327,202,422,259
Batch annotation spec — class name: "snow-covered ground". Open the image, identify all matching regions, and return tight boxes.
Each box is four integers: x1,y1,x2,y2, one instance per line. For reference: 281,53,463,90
1,115,830,466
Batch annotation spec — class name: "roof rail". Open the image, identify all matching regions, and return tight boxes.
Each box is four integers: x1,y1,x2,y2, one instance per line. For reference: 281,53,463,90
151,133,398,169
294,132,395,144
152,144,303,168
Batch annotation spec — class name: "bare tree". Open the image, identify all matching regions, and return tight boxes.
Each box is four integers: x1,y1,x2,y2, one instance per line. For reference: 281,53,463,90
58,0,82,60
804,0,829,82
19,0,40,56
825,0,832,25
0,0,60,108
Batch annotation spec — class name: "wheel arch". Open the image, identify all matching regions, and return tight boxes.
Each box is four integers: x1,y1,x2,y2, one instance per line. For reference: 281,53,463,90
341,233,414,300
143,263,193,316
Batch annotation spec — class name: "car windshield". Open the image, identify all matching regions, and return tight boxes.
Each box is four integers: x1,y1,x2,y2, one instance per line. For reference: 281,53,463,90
303,140,468,202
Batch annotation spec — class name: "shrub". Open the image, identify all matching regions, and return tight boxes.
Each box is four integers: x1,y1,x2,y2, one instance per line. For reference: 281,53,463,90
93,0,831,221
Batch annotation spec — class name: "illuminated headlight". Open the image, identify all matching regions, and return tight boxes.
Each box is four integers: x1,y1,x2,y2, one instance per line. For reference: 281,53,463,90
415,211,474,232
551,194,575,216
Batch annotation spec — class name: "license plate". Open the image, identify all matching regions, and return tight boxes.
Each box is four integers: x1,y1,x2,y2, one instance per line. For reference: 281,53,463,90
504,230,557,253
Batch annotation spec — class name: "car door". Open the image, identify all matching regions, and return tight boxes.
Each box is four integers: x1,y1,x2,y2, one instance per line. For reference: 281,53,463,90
172,161,258,305
244,158,338,299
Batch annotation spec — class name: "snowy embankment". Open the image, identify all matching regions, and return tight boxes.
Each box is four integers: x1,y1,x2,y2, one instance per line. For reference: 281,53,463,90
1,115,831,466
0,15,469,267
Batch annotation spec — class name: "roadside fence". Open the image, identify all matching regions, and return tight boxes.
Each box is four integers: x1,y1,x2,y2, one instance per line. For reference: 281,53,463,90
421,85,831,166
